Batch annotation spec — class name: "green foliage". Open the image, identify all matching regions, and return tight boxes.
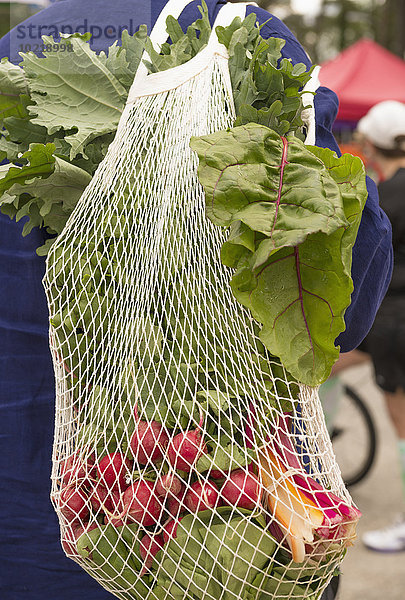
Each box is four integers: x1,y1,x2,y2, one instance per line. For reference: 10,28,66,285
0,143,91,245
0,58,29,125
144,1,212,73
192,124,347,243
216,13,313,137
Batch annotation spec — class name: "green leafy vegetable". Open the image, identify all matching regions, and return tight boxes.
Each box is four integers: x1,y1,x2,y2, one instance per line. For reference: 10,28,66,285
0,143,92,242
1,8,360,596
0,57,29,124
192,123,367,385
216,13,313,137
156,508,277,600
21,35,128,159
189,12,368,384
144,1,211,73
195,442,253,474
191,124,347,250
0,29,146,253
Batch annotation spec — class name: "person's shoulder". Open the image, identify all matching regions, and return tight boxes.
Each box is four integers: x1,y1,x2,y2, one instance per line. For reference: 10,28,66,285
244,4,311,67
0,0,149,62
245,5,297,39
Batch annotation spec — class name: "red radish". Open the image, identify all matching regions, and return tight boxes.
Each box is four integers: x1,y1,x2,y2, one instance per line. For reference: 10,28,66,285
97,452,133,491
62,525,83,556
210,469,226,480
139,533,164,573
60,485,89,522
130,406,169,465
155,472,183,498
89,483,121,514
167,409,207,473
60,451,95,486
163,518,182,544
221,469,261,510
184,481,220,513
122,480,162,526
166,483,186,517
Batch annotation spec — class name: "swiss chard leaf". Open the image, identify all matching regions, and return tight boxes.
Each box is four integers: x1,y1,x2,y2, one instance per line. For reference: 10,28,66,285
307,144,367,271
191,123,348,257
231,235,351,386
192,124,367,385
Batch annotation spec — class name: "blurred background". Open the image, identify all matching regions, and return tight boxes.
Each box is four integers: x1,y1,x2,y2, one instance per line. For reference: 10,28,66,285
0,0,48,38
258,0,405,63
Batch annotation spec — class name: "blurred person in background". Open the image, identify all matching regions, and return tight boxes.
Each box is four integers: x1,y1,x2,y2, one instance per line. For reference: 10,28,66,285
0,1,393,598
357,100,405,553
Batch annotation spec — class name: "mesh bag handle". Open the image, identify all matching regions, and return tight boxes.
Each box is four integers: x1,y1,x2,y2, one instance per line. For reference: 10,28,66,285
129,1,258,101
132,0,196,86
302,65,321,145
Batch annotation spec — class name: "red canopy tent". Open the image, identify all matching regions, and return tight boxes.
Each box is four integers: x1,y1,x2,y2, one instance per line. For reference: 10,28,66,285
319,38,405,122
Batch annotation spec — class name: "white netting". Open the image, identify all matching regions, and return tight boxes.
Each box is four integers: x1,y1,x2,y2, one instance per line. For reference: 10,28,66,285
44,4,360,599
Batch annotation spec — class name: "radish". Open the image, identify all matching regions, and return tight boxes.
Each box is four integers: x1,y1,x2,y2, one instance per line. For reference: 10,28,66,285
130,404,169,465
163,517,182,544
97,452,133,491
89,482,121,514
166,483,186,517
122,480,162,526
155,472,183,498
184,480,220,512
209,469,226,480
221,469,261,510
139,533,164,574
60,450,96,487
62,524,83,556
167,409,207,473
60,485,89,522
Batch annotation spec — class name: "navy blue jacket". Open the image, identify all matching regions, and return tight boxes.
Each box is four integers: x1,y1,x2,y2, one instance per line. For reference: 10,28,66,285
0,1,392,598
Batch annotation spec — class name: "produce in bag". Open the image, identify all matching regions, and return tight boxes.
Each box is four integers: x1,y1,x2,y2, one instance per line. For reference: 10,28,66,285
37,1,366,599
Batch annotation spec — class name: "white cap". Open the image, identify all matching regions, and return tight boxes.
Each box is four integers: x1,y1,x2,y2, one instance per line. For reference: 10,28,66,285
357,100,405,150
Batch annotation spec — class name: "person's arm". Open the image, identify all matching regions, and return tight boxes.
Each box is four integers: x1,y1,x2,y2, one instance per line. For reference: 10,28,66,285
244,6,393,352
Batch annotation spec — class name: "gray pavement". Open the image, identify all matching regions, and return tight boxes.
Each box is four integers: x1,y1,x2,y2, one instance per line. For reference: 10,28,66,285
336,363,405,600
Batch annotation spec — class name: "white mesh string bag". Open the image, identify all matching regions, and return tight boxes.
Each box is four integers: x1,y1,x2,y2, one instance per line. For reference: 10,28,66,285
43,1,360,599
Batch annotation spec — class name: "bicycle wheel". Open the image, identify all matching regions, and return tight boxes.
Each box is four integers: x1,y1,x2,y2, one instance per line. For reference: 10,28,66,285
330,385,377,487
